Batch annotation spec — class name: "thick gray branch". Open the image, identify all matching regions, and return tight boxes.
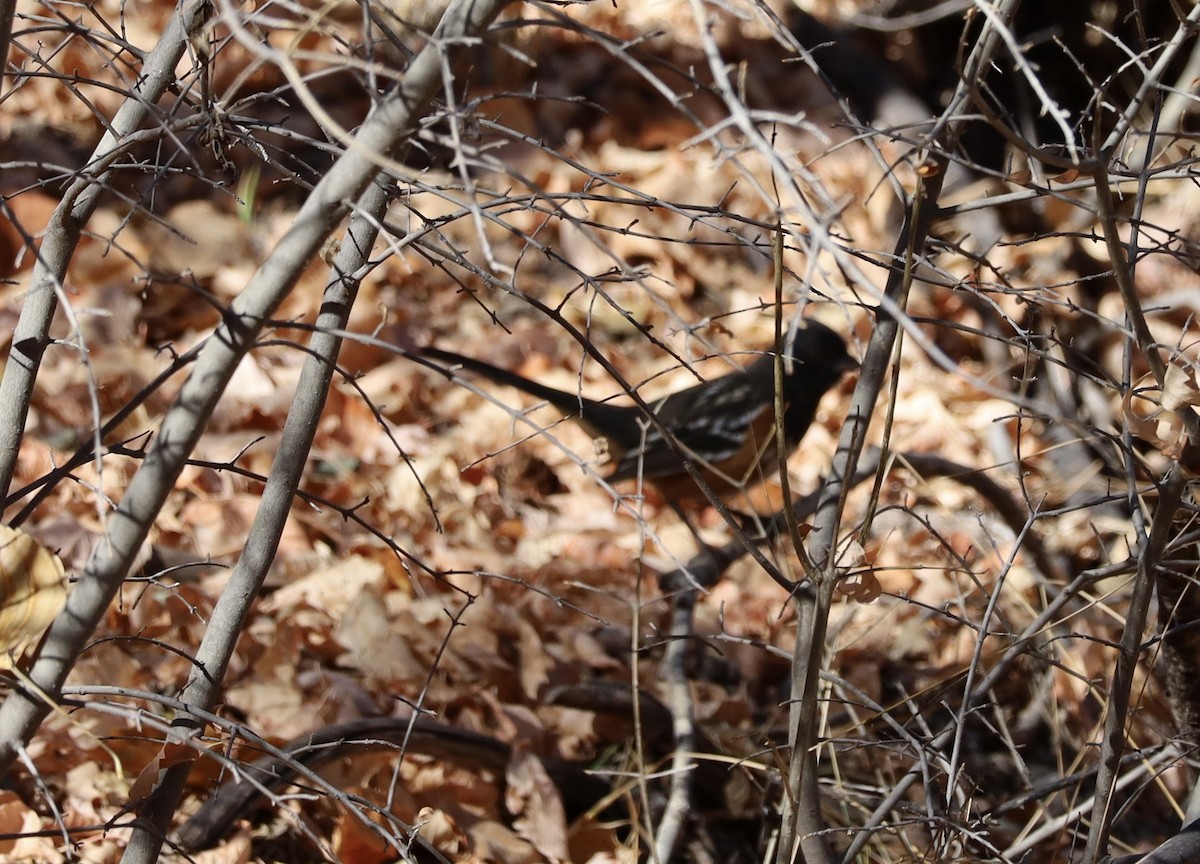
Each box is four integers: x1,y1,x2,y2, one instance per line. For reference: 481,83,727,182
0,0,211,503
0,0,513,777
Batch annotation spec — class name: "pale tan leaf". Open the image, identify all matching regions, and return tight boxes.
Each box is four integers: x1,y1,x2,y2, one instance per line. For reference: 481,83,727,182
1122,386,1169,448
414,807,466,855
1161,359,1200,413
1123,361,1200,459
506,745,569,863
516,618,552,700
0,526,66,661
334,587,424,683
837,538,867,570
470,819,542,864
1161,413,1190,460
262,554,385,616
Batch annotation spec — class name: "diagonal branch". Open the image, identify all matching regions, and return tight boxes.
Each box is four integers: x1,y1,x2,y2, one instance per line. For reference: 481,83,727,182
0,0,212,509
0,0,514,778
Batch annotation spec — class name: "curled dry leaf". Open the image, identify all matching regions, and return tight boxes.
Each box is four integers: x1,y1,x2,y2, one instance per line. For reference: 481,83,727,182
0,526,67,664
837,570,883,604
414,806,465,855
127,741,194,805
1123,360,1200,462
835,539,880,601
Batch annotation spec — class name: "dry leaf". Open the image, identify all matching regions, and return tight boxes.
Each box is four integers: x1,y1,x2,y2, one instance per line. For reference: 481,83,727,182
836,570,882,604
127,740,194,803
191,832,252,864
0,790,62,862
1123,385,1166,444
1161,359,1200,413
0,191,56,277
0,526,66,663
835,541,879,602
414,806,465,854
1123,361,1200,460
505,746,569,863
331,807,397,864
516,618,553,700
470,819,542,864
262,554,386,616
838,538,867,570
334,587,424,684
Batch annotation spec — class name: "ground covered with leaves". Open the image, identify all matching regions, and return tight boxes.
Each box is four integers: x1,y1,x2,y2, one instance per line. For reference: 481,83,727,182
1,0,1199,862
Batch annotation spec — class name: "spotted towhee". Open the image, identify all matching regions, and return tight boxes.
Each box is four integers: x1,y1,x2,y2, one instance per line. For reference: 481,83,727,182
422,319,857,503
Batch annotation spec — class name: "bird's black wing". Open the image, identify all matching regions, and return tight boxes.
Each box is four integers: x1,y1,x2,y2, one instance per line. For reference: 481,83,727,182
606,363,775,482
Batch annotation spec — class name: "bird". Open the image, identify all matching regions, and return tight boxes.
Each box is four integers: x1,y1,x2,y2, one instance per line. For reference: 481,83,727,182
421,319,857,504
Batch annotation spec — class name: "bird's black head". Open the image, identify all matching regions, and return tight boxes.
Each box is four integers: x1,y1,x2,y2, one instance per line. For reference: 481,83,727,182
783,318,858,387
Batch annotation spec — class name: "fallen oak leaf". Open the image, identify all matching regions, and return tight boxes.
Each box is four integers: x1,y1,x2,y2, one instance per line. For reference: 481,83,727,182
0,529,126,776
506,744,569,864
0,525,67,665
